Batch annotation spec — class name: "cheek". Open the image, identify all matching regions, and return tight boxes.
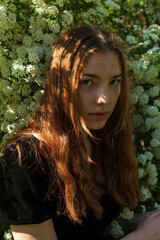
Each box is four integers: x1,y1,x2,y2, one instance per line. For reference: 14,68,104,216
113,87,121,105
78,92,88,113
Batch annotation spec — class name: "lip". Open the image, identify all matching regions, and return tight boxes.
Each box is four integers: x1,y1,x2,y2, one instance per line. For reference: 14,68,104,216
88,111,109,119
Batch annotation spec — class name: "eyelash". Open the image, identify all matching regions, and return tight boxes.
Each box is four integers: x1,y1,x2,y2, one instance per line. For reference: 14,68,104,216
79,79,93,86
79,79,121,86
110,79,121,86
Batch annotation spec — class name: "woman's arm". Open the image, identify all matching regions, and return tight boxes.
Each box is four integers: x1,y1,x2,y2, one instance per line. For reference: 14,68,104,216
10,219,58,240
121,209,160,240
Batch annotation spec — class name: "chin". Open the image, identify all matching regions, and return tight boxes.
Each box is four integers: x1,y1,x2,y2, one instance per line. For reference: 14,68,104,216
88,123,106,130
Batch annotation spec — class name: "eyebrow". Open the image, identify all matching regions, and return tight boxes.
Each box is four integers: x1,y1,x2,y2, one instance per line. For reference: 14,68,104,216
81,73,122,79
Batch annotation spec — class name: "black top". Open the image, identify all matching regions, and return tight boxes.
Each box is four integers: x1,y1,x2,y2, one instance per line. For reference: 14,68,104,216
0,136,120,240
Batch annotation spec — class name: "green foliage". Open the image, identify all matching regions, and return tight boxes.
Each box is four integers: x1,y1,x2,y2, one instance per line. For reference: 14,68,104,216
0,0,160,238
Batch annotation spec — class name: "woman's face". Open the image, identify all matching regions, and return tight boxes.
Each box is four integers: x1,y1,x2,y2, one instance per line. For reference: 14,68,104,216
78,51,122,130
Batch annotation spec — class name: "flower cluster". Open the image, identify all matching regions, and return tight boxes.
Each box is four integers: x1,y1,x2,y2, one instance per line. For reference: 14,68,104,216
126,35,137,45
119,208,134,220
146,163,158,186
141,186,151,201
110,220,124,239
104,0,121,10
3,229,13,240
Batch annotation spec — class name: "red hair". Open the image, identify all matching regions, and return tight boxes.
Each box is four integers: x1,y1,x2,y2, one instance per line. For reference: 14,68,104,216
6,26,141,223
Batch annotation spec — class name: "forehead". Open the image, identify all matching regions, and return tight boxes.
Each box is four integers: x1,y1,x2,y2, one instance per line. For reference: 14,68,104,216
82,51,122,77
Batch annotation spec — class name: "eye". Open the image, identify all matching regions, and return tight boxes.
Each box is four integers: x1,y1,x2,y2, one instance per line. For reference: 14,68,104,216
79,79,93,86
110,79,121,86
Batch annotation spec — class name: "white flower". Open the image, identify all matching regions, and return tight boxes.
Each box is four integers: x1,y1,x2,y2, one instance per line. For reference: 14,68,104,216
154,202,160,209
132,60,143,80
104,0,121,10
146,163,158,186
126,35,137,44
113,18,122,23
145,116,160,130
43,34,55,46
131,93,139,104
2,85,12,96
33,45,44,59
0,5,7,13
35,29,44,42
34,75,45,87
110,220,124,239
16,46,29,59
148,86,159,98
153,147,160,160
23,36,33,47
138,168,147,179
11,60,26,77
144,65,159,84
138,93,149,105
140,60,151,71
28,52,40,63
0,6,10,34
154,99,160,108
95,6,108,17
45,5,59,18
32,0,45,6
143,105,159,117
147,46,160,54
144,151,153,160
132,114,144,127
17,104,28,117
4,109,17,121
141,186,151,201
133,25,141,31
150,138,160,148
35,7,45,14
29,101,38,112
137,154,147,166
33,90,44,102
48,20,60,33
3,228,13,240
61,10,73,26
26,64,40,76
152,128,160,140
84,0,96,2
141,205,146,213
119,208,134,220
150,33,159,42
1,121,13,133
132,85,144,96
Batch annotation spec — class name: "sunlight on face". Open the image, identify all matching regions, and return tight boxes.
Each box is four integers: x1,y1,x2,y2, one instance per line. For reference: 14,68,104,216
78,51,122,130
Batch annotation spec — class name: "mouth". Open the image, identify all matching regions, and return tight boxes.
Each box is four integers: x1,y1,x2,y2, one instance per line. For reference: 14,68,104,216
88,111,109,118
89,111,109,115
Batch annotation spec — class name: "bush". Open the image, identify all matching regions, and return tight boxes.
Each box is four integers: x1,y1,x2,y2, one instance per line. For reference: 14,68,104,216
0,0,160,238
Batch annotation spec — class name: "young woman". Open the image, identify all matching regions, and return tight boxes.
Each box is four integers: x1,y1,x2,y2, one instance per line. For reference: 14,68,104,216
0,25,160,240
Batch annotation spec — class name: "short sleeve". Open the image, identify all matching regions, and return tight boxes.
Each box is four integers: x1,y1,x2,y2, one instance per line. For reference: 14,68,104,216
0,138,55,225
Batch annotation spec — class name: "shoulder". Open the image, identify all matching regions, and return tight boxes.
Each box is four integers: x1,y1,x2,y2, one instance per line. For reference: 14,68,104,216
2,135,40,168
0,136,55,225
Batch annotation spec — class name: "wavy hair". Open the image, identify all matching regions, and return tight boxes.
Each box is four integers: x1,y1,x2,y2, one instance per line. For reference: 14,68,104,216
6,26,141,223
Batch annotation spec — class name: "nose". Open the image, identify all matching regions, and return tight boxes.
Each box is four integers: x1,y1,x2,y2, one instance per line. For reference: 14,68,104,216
96,95,108,104
95,90,110,104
